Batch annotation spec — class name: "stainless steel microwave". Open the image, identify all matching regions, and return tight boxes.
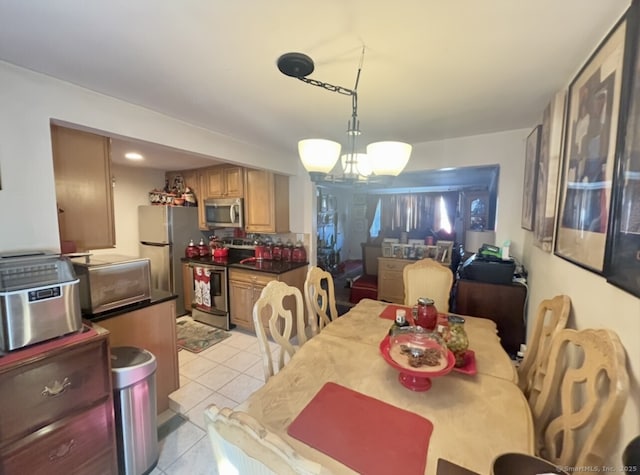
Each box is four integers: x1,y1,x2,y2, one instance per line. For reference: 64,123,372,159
204,197,244,228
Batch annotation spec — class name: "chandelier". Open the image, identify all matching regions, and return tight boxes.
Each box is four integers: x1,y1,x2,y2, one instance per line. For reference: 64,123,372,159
277,47,412,184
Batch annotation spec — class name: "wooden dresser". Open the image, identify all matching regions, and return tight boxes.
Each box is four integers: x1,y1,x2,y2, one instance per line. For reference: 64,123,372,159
0,327,117,475
454,279,527,357
377,257,413,303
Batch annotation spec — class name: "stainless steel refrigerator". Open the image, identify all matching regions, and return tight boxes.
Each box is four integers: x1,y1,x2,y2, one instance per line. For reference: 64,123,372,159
138,205,200,316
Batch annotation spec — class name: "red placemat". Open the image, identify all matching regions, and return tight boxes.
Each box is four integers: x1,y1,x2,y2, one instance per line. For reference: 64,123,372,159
452,350,477,375
378,304,413,321
287,382,433,475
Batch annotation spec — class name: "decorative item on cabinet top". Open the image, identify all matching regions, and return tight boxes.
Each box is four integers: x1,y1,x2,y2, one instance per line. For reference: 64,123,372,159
150,174,197,206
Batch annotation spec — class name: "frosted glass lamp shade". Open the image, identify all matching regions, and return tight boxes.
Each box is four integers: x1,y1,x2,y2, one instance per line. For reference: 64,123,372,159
366,141,412,176
341,153,372,177
298,139,341,173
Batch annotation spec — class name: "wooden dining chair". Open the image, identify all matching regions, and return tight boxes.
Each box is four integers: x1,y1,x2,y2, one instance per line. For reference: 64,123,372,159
402,258,454,312
517,294,570,402
304,266,338,335
531,328,629,467
252,280,310,382
205,404,331,475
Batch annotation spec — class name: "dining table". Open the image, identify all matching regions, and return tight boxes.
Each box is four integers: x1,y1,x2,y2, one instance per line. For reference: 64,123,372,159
237,298,534,475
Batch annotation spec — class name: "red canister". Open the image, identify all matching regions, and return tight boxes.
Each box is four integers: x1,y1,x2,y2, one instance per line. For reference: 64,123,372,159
185,239,199,258
413,297,438,331
272,240,283,260
282,241,293,262
292,241,307,262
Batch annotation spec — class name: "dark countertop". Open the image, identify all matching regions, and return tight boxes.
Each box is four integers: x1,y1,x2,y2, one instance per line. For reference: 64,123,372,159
85,289,178,323
183,256,308,274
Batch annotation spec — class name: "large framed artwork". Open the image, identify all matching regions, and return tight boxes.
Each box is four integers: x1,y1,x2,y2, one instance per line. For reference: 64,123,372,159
521,125,541,230
554,17,627,273
533,91,567,252
605,1,640,297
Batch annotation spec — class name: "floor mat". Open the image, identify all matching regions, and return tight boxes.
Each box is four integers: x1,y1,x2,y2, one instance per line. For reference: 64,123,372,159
176,319,231,353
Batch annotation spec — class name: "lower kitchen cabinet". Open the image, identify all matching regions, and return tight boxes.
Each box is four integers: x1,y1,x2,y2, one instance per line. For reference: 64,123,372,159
0,327,118,475
97,298,179,414
229,266,307,333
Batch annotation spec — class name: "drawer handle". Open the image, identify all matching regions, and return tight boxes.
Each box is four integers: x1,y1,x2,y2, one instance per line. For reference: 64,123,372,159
42,377,71,397
49,439,75,461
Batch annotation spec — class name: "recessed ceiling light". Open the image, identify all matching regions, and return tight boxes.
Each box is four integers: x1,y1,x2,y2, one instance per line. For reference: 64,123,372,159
125,152,144,160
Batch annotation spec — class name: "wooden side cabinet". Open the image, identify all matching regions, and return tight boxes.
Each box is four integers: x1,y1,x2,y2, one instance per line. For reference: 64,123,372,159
454,279,526,357
51,124,115,251
244,169,290,233
97,299,180,414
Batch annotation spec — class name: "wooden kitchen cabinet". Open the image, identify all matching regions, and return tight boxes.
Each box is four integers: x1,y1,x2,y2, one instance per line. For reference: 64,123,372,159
377,257,413,303
244,169,290,233
97,299,179,414
51,124,115,251
202,165,244,198
454,279,526,357
0,327,117,475
228,266,306,333
182,262,194,314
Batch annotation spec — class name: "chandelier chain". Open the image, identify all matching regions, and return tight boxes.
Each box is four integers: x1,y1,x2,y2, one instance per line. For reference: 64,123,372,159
296,76,355,97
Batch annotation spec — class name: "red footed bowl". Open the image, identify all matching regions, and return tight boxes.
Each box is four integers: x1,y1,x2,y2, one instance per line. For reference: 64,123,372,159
379,334,455,391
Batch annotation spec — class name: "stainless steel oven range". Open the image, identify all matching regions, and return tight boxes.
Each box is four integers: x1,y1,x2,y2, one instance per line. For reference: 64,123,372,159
186,262,230,330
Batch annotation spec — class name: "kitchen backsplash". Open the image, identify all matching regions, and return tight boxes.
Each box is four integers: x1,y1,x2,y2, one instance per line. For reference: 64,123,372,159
202,229,310,251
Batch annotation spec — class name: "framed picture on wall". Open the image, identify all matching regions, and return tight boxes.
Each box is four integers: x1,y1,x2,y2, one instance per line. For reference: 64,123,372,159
533,91,567,252
521,125,541,230
554,16,627,273
604,1,640,298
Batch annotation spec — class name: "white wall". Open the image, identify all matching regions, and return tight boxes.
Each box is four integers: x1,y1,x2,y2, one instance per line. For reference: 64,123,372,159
409,129,529,258
88,164,166,257
1,58,638,466
0,60,305,253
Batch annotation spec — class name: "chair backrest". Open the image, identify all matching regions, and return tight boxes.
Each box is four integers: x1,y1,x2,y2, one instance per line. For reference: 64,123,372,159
402,258,454,312
531,328,629,467
304,266,338,334
518,295,571,401
253,280,307,382
205,404,331,475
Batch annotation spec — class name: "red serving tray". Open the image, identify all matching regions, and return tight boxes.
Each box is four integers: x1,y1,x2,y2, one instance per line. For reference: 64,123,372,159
287,382,433,475
452,350,477,375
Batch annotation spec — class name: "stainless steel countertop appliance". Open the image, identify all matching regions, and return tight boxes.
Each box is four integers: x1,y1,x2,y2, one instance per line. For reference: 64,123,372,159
0,252,82,352
71,254,151,316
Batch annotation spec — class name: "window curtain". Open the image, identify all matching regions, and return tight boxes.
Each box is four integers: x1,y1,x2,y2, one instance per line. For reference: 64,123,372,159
441,192,459,230
379,194,437,236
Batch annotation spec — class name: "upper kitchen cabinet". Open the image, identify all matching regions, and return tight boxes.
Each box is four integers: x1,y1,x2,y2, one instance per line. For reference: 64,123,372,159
51,125,115,251
244,169,290,234
202,165,244,198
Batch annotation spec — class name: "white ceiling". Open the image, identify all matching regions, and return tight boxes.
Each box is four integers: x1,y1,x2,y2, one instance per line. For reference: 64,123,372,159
0,1,630,171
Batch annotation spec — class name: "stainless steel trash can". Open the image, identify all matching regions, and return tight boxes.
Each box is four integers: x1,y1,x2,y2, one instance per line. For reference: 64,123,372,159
111,346,158,475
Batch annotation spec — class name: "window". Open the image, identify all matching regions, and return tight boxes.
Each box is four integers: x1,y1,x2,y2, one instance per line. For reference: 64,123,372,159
369,198,381,237
437,196,452,234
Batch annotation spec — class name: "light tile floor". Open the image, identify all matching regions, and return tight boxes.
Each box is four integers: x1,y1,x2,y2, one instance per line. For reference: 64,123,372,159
150,321,277,475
